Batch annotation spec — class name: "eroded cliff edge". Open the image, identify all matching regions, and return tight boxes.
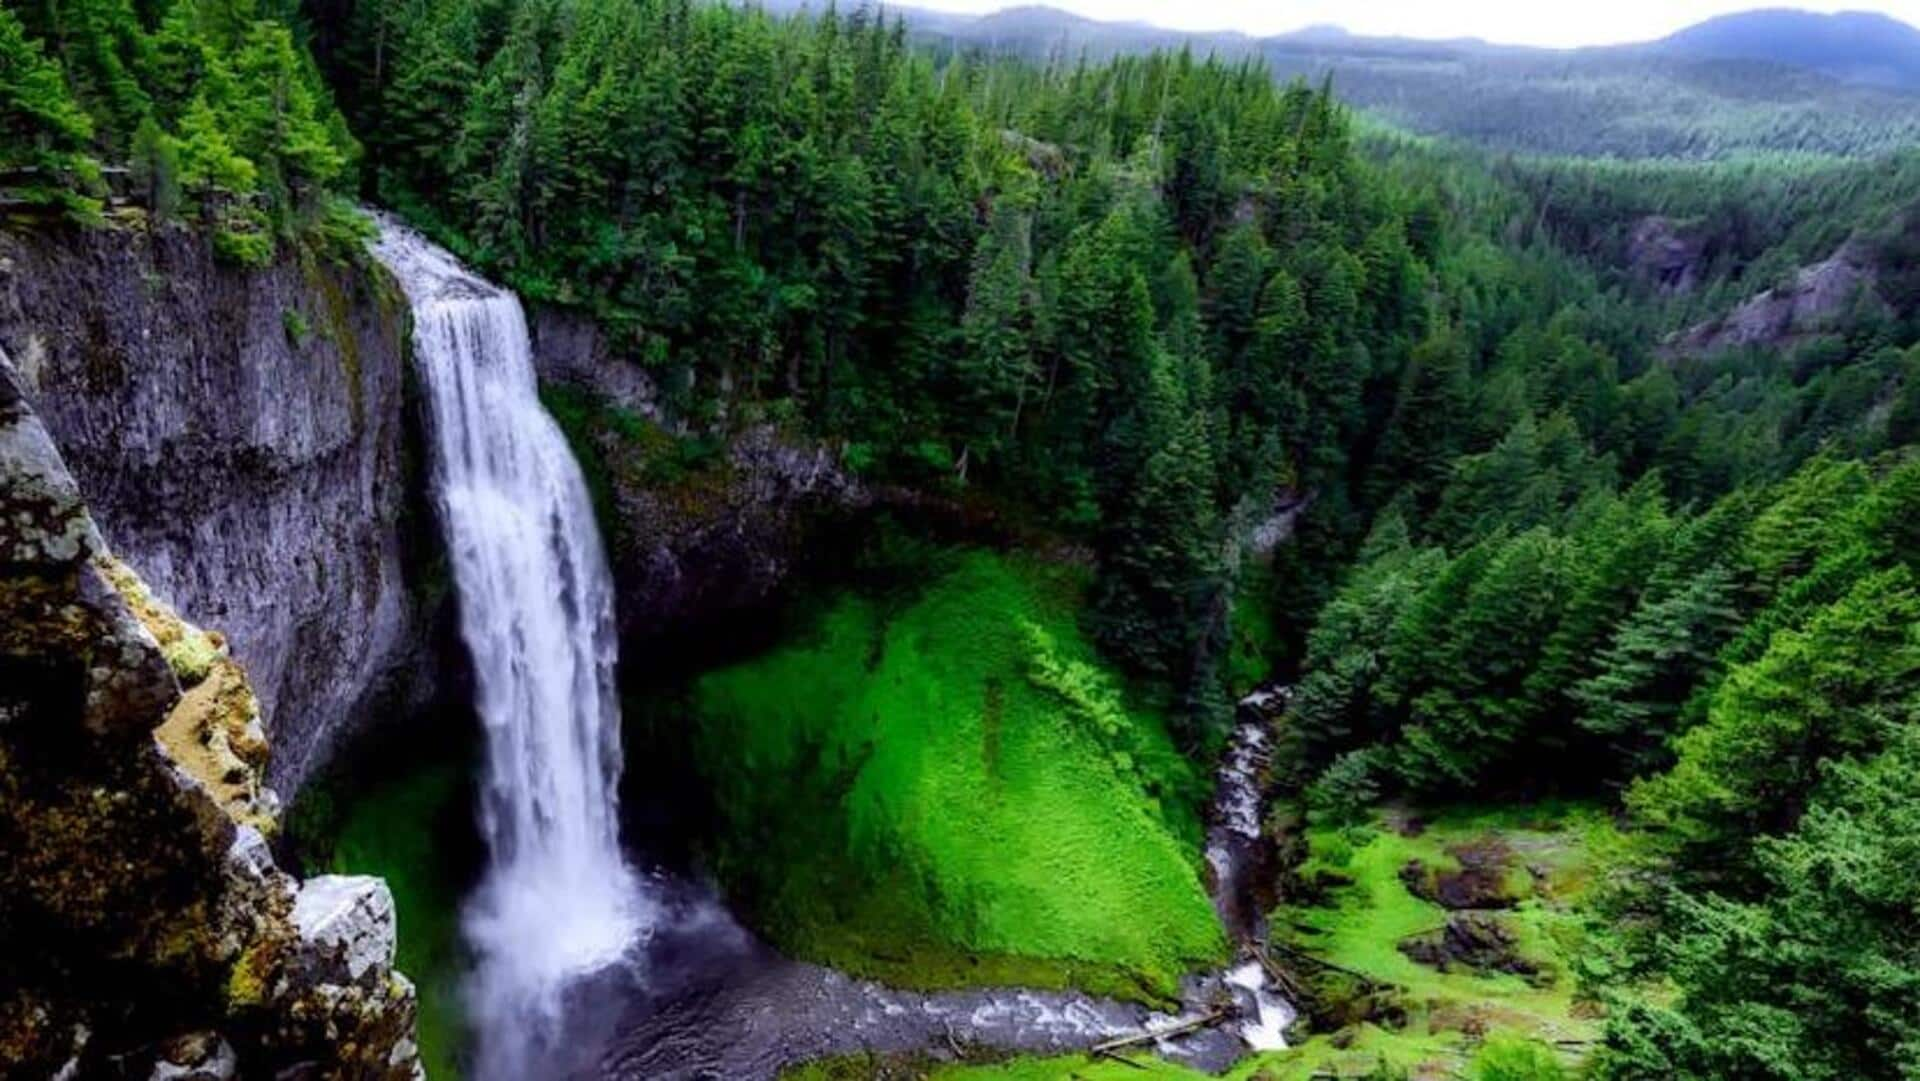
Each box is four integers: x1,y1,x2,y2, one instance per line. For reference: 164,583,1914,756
0,226,437,794
0,353,422,1078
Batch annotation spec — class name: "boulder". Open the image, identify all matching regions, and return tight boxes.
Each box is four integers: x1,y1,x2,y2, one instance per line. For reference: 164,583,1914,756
1398,913,1538,978
1398,838,1528,910
292,876,399,986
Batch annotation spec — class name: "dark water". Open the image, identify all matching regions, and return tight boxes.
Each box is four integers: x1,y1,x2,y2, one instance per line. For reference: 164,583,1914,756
547,872,1249,1079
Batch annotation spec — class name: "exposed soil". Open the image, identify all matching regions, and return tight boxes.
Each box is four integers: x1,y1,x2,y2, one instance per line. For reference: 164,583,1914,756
1398,838,1527,911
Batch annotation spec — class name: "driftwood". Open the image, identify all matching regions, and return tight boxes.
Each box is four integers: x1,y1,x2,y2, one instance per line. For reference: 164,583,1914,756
1088,1008,1232,1059
1258,949,1310,1001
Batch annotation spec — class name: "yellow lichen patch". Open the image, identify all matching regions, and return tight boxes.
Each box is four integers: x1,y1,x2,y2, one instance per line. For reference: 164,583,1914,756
158,658,277,835
95,555,278,834
95,556,222,686
225,938,279,1009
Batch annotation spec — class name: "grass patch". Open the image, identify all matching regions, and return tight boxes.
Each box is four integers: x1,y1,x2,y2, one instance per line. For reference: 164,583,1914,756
1274,802,1614,1078
691,549,1225,1002
803,1026,1456,1081
915,803,1609,1081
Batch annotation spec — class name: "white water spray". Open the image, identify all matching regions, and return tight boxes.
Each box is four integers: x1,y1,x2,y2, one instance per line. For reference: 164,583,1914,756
373,220,647,1078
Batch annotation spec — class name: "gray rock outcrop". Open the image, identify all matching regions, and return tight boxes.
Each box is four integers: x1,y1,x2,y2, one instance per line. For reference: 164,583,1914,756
0,352,421,1079
1668,238,1886,356
527,305,871,647
292,875,400,986
1626,215,1708,295
0,224,437,794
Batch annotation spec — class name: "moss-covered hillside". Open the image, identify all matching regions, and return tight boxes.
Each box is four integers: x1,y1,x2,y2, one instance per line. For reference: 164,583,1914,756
690,550,1227,1001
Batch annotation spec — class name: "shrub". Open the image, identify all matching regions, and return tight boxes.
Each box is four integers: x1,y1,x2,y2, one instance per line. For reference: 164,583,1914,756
1471,1035,1568,1081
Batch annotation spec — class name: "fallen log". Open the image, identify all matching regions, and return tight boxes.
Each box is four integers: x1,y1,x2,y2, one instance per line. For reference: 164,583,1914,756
1088,1008,1232,1055
1258,949,1310,1002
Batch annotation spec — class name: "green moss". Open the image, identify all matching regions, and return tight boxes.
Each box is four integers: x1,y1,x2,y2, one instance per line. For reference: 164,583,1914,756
539,384,654,539
540,382,729,549
919,1030,1466,1081
300,248,365,428
161,632,219,686
1276,803,1612,1074
95,555,220,686
282,308,312,347
692,550,1224,1002
323,765,468,1080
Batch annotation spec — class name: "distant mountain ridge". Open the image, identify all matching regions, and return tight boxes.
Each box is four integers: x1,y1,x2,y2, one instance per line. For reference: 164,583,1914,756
838,2,1920,158
1653,9,1920,91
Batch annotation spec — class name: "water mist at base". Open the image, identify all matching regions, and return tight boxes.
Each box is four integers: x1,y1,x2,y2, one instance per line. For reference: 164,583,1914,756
373,221,648,1078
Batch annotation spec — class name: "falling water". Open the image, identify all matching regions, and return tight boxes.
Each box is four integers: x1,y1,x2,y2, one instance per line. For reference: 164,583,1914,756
373,220,647,1078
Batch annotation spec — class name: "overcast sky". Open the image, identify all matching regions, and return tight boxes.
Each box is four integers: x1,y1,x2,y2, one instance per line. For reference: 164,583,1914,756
901,1,1920,48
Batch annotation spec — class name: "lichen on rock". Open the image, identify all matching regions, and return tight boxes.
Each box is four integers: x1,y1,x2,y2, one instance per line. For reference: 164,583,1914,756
97,553,279,832
0,351,423,1079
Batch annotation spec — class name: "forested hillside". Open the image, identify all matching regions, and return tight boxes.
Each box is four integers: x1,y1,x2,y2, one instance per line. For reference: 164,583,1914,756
6,0,1920,1077
1656,9,1920,90
1,0,359,258
307,0,1459,735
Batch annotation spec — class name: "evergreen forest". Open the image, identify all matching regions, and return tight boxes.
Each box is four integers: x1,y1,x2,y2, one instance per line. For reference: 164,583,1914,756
5,0,1920,1078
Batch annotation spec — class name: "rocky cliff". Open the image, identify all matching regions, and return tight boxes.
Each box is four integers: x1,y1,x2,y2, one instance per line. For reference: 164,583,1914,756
0,225,437,794
1668,238,1887,356
1625,215,1709,296
528,307,871,651
0,354,421,1079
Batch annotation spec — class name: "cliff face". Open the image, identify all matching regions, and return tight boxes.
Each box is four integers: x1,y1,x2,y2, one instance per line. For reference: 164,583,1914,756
528,306,870,650
1668,238,1886,356
0,354,420,1079
0,226,436,794
1625,215,1709,296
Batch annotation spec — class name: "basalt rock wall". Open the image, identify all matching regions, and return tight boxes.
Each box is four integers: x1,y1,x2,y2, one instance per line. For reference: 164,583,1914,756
0,225,440,794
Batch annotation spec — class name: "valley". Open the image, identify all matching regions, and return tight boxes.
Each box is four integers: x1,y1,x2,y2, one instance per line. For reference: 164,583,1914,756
4,0,1920,1079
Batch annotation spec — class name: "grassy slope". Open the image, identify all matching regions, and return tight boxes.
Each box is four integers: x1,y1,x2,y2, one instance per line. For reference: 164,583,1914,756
691,550,1225,1001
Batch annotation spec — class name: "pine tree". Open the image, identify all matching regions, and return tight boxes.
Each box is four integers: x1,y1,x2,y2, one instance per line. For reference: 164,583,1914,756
954,199,1037,470
0,5,102,217
1630,567,1920,849
1573,566,1739,776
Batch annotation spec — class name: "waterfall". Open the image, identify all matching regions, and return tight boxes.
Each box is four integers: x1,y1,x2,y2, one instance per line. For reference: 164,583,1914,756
373,220,648,1077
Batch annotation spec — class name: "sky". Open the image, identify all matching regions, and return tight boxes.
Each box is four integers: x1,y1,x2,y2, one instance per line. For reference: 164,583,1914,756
899,0,1920,48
